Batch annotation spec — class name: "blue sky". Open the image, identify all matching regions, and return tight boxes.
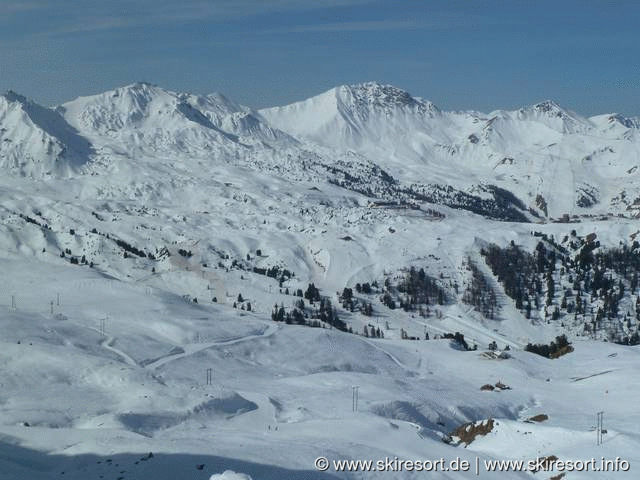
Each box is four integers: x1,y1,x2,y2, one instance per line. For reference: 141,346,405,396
1,0,640,116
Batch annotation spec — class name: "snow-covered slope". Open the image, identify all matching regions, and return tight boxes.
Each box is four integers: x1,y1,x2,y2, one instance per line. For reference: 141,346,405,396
183,91,294,144
57,82,247,159
1,81,640,478
259,82,441,147
0,257,639,479
0,91,94,177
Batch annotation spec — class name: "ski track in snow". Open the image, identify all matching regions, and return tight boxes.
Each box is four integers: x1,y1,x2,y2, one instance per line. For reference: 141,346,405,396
100,334,137,367
144,320,279,369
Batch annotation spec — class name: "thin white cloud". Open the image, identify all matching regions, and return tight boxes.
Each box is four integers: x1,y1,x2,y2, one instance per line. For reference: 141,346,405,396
265,19,426,33
37,0,375,36
11,1,517,40
0,1,42,16
216,0,374,13
257,12,524,35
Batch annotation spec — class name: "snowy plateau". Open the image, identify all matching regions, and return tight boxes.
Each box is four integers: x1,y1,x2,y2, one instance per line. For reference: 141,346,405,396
0,82,640,478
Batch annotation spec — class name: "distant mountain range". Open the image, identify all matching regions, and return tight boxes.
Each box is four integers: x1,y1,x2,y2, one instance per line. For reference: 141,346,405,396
2,82,640,219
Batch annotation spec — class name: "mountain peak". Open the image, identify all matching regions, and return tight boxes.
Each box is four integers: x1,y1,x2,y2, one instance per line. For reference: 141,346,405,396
608,113,640,129
2,90,29,105
117,81,163,92
516,100,591,133
259,82,442,152
0,90,94,177
532,100,563,114
520,100,576,120
59,82,183,134
130,81,158,88
339,82,414,102
334,82,439,116
109,82,173,103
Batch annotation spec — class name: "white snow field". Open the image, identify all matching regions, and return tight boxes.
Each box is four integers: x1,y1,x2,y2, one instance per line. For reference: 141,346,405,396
2,257,639,479
0,82,640,478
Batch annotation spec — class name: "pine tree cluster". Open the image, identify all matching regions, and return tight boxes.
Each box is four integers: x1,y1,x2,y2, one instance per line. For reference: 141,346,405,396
482,233,640,344
271,284,349,332
462,260,498,319
525,334,572,358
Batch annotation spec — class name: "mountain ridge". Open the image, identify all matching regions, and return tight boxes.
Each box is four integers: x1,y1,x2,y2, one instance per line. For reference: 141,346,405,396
2,81,640,219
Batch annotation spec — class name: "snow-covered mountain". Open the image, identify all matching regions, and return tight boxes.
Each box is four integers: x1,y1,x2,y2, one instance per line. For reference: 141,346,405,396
2,82,640,479
3,81,640,219
57,82,248,161
0,91,94,177
261,84,640,219
182,91,293,144
259,82,442,147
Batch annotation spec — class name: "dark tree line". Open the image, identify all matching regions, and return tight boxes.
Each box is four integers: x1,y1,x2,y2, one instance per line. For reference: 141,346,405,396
406,183,529,222
252,265,293,284
462,260,498,319
442,332,474,350
378,267,447,316
396,266,446,308
339,287,373,315
525,335,572,358
272,284,349,333
482,242,540,312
